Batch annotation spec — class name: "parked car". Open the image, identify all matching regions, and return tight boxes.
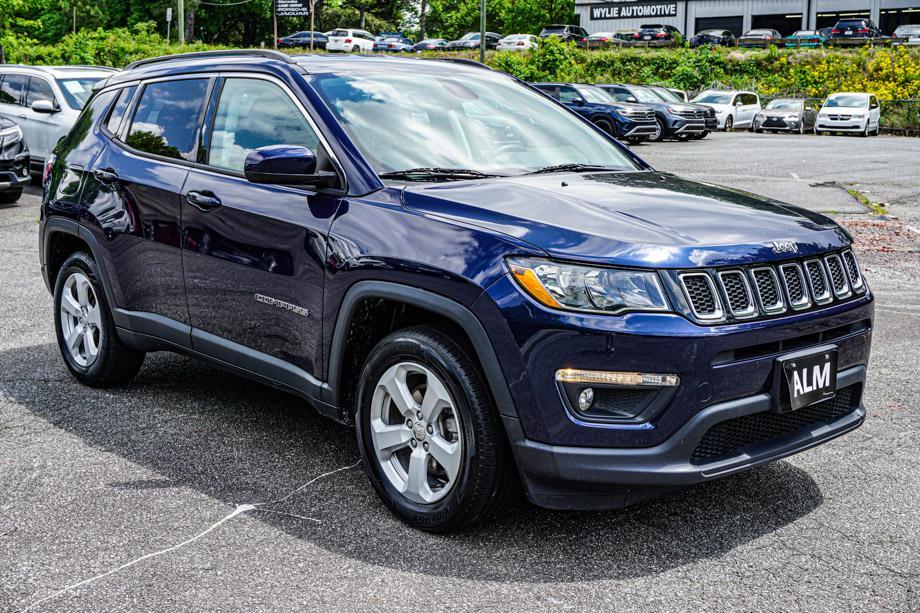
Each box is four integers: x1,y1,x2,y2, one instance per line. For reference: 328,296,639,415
692,89,761,130
412,38,449,51
646,85,715,137
738,28,782,47
539,24,590,46
497,34,538,51
784,29,827,47
689,29,736,47
374,36,414,52
326,28,376,52
277,31,328,49
0,65,115,172
0,118,29,203
447,32,502,50
830,18,882,42
752,98,818,134
532,82,657,144
815,92,881,136
41,49,873,532
599,83,708,141
892,24,920,45
632,24,681,46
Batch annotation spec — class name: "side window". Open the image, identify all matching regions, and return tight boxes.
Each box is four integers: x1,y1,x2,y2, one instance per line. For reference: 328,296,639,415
535,85,559,99
0,74,29,106
127,78,209,161
26,77,56,108
558,86,582,104
869,95,879,109
207,78,320,173
106,85,137,134
611,87,631,102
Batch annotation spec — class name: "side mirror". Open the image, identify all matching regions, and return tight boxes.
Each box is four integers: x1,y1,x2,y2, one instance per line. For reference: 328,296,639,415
32,99,59,114
735,100,743,107
572,98,585,106
244,145,338,187
626,96,638,103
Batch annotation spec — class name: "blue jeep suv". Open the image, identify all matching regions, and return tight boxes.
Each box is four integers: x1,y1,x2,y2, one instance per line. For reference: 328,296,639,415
39,51,873,532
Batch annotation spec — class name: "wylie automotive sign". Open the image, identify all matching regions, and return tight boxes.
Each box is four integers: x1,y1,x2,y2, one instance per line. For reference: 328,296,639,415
589,0,678,20
276,0,310,16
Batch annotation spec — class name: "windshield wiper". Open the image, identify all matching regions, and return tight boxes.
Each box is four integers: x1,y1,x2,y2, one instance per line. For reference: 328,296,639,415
526,163,620,175
378,167,503,181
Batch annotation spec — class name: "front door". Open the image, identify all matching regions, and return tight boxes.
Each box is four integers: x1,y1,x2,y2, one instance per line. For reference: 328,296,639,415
22,75,59,161
181,76,341,378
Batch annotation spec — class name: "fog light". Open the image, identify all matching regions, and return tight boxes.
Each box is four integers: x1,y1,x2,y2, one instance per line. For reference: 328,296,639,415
555,368,679,387
578,388,594,411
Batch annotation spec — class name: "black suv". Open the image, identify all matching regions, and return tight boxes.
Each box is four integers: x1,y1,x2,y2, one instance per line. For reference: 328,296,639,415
539,24,590,46
40,50,873,532
830,19,883,41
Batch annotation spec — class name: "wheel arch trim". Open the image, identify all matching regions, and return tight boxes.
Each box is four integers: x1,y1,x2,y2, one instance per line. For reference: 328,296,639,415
325,281,519,421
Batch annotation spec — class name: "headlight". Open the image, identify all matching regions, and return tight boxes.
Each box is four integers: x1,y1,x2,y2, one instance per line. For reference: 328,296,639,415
851,111,865,118
755,113,765,120
0,125,23,146
507,257,669,314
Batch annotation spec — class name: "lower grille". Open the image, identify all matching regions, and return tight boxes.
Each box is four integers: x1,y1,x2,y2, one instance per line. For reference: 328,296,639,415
690,385,859,464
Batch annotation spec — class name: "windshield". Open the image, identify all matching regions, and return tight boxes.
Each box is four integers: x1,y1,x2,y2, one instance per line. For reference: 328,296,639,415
650,88,683,103
331,30,350,37
793,30,818,36
699,30,723,35
824,94,868,108
310,69,639,176
55,78,102,110
576,85,615,104
746,30,773,35
693,91,733,104
541,26,566,34
766,99,803,110
620,86,659,103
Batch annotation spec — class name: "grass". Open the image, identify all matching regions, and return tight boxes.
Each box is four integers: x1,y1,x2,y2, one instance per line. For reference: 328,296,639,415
845,185,889,215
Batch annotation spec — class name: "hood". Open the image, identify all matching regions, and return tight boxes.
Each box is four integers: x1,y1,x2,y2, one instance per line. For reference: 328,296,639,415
401,171,849,268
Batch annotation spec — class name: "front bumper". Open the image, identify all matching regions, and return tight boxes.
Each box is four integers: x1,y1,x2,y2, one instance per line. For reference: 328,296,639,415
755,116,803,131
817,118,867,131
0,153,31,190
508,366,865,509
619,119,657,138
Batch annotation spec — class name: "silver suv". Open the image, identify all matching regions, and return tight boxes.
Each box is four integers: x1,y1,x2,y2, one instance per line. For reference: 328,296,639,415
0,65,116,171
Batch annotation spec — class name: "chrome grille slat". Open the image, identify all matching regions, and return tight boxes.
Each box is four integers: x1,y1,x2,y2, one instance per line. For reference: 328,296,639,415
679,273,723,320
717,271,756,318
824,254,852,298
779,263,810,309
842,250,864,292
805,259,833,304
751,267,786,314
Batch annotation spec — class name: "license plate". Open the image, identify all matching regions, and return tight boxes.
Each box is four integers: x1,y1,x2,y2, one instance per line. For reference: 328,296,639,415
778,347,838,412
643,36,651,40
844,31,852,35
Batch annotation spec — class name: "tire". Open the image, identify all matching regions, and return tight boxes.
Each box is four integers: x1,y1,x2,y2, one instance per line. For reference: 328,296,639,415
626,136,644,145
724,115,734,131
861,121,869,137
650,118,665,142
675,133,691,141
799,123,805,135
0,188,22,204
815,127,822,136
592,117,614,135
694,131,709,140
352,45,360,52
356,326,515,532
754,128,762,133
53,252,145,387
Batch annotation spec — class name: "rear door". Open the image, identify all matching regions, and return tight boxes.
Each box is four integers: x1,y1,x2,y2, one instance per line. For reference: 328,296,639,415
84,77,211,327
180,74,342,378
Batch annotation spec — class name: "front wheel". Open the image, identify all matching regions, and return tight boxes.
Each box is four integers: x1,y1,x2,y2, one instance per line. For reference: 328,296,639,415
626,136,645,145
0,187,23,204
650,118,665,142
356,327,515,532
861,121,870,137
592,117,614,135
54,252,145,386
724,115,734,131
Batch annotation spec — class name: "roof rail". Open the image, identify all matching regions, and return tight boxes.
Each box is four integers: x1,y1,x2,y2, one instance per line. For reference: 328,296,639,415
124,49,296,71
429,57,493,71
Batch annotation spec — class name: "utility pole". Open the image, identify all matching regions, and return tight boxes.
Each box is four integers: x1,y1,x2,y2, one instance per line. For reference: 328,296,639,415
309,0,316,51
479,0,486,63
178,0,186,44
273,0,278,49
73,6,76,34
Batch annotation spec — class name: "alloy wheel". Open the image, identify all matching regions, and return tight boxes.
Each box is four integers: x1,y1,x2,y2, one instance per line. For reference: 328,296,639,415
725,115,734,131
59,271,102,367
369,361,464,504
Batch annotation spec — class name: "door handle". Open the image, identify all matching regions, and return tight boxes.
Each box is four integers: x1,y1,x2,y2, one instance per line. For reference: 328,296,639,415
185,190,222,212
93,168,120,184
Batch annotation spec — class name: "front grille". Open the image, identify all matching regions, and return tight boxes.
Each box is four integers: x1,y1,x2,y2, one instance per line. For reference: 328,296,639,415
690,385,860,464
676,249,864,324
680,273,722,319
626,110,655,121
676,109,705,119
828,114,852,120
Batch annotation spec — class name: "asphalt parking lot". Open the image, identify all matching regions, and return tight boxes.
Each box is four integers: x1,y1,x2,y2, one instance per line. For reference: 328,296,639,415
2,132,918,612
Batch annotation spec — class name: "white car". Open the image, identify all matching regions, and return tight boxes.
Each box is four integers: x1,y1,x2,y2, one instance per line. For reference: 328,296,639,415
496,34,538,51
691,89,761,130
893,24,920,45
0,65,116,170
815,92,881,136
326,29,376,53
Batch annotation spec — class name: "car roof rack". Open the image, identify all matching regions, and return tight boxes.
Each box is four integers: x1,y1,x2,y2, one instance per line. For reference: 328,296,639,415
124,49,296,71
428,57,493,70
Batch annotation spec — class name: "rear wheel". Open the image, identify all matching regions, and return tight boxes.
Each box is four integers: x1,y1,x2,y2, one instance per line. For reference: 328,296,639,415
54,252,145,386
0,188,22,204
356,326,515,532
352,45,360,52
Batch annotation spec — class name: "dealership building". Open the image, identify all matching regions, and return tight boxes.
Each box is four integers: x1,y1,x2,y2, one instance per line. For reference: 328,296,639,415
576,0,920,37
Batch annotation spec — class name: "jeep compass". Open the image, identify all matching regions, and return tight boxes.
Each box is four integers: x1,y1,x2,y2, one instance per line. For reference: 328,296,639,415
39,51,873,532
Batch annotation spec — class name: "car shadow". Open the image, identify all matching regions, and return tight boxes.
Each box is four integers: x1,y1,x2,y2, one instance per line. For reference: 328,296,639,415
2,343,825,583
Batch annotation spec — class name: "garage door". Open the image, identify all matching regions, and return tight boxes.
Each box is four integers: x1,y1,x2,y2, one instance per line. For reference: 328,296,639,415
695,16,744,36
